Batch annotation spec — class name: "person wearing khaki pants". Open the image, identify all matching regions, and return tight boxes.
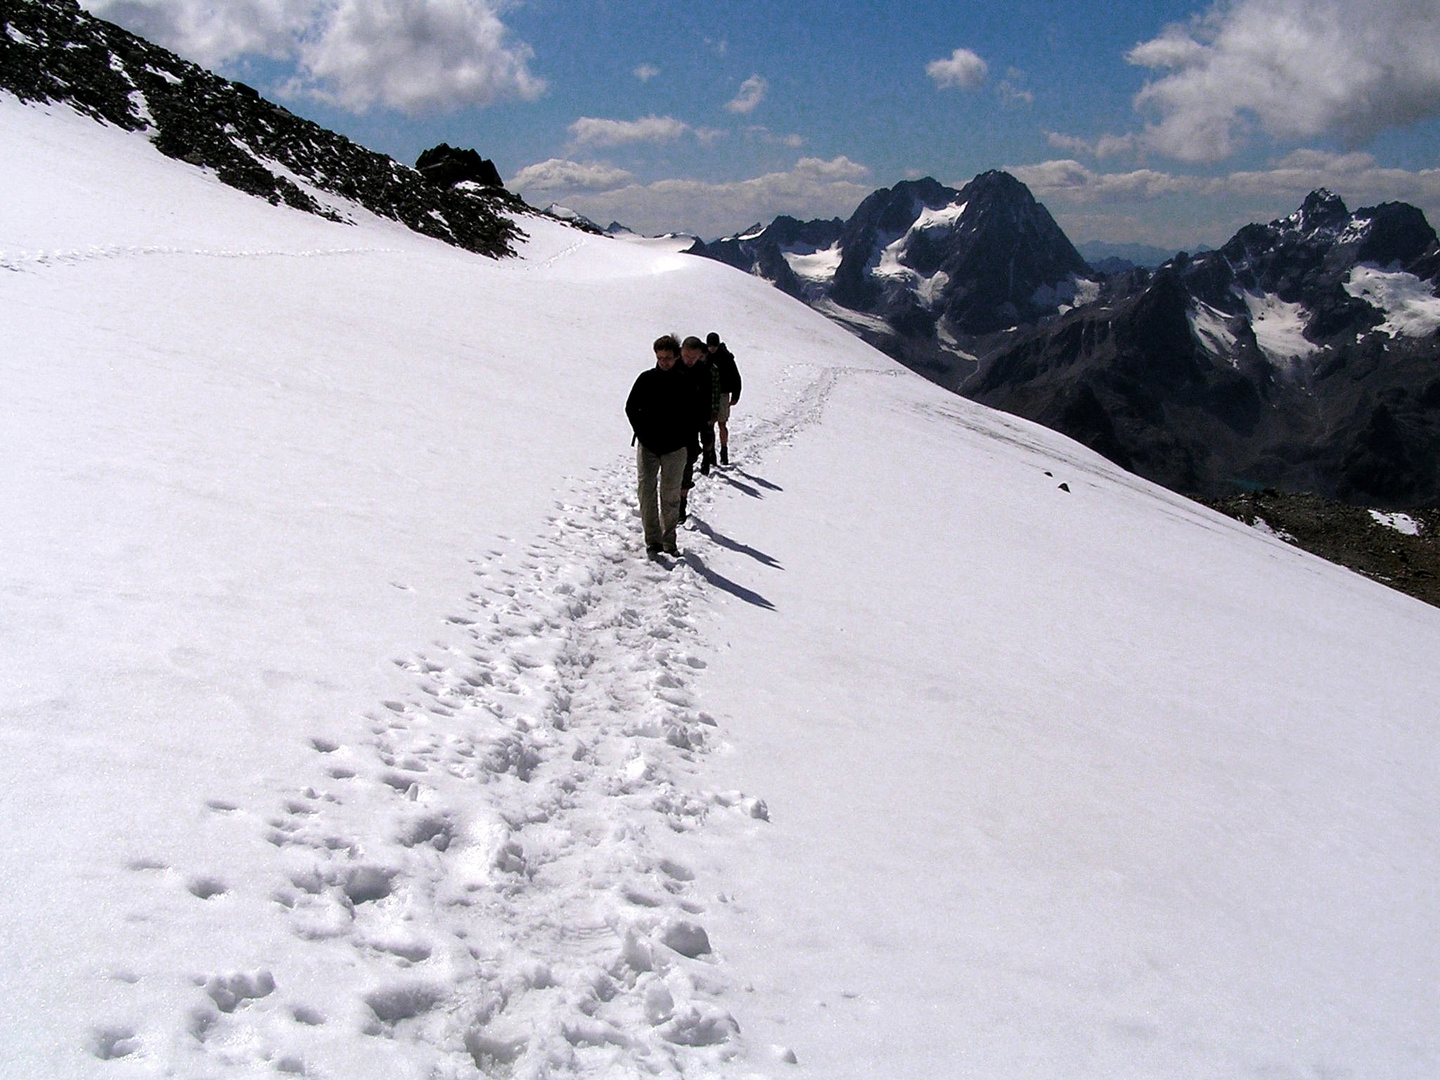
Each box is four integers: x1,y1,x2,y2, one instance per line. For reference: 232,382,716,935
626,335,699,557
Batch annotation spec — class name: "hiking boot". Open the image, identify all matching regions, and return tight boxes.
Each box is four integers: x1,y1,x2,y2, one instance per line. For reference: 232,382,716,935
663,542,679,556
720,444,728,466
646,543,662,558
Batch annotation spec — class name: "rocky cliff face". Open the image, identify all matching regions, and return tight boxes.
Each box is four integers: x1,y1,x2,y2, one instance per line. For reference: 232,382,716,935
2,0,524,258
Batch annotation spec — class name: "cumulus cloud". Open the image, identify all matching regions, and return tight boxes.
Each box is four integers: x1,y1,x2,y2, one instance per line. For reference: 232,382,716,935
85,0,312,62
568,115,691,147
725,75,768,115
1045,131,1140,159
927,48,988,91
84,0,544,113
530,156,875,239
510,159,635,192
1010,151,1440,214
748,127,805,148
997,80,1034,107
1128,0,1440,161
1221,149,1440,206
1010,160,1201,202
633,63,660,82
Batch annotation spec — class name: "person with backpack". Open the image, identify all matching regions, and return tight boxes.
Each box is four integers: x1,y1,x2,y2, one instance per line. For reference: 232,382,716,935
705,332,742,466
625,334,695,557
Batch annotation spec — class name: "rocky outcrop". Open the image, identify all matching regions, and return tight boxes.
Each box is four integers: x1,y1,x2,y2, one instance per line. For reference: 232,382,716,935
416,144,504,190
2,0,524,258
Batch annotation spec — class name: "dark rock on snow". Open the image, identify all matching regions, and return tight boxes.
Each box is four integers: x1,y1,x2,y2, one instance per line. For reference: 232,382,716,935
415,143,504,190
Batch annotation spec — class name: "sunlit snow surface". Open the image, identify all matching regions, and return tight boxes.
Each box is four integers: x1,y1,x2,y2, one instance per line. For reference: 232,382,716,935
1345,265,1440,337
5,95,1440,1079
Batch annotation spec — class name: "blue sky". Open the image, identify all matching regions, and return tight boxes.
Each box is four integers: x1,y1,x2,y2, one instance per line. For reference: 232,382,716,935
85,0,1440,246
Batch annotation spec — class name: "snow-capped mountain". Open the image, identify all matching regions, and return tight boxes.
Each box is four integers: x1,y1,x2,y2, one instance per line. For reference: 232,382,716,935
968,191,1440,506
691,172,1094,374
0,0,524,257
7,9,1440,1078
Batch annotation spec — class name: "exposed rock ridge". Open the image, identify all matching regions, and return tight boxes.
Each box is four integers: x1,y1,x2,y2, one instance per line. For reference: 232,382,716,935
2,0,525,257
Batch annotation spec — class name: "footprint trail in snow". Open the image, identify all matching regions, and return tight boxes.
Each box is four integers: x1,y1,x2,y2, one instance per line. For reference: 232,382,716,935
97,362,876,1077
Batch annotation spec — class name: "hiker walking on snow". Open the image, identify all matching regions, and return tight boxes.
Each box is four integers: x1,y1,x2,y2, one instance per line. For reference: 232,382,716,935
677,335,716,522
626,335,695,557
705,332,742,466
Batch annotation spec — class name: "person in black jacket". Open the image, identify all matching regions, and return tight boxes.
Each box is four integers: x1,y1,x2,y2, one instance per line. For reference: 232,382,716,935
626,335,693,556
678,336,717,514
706,332,742,466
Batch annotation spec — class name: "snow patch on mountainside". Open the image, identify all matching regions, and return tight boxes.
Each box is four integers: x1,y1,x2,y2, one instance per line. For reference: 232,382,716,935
1189,300,1240,360
1344,266,1440,337
1032,274,1101,314
814,298,896,335
1241,290,1318,365
781,241,842,284
912,200,968,232
1371,510,1423,535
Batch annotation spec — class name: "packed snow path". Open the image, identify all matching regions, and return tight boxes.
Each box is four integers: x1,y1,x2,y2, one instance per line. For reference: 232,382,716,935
96,361,878,1079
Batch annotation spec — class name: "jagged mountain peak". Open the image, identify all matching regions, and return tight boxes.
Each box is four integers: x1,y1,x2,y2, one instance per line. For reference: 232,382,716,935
1279,188,1350,236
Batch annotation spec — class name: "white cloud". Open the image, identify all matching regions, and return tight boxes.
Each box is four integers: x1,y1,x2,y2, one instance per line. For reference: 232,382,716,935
86,0,544,114
540,156,874,239
725,75,768,115
568,115,691,147
510,159,635,193
997,81,1034,107
1045,131,1140,159
1129,0,1440,161
1046,132,1095,156
1010,160,1201,202
84,0,313,62
793,155,870,181
1220,149,1440,206
634,63,660,83
926,47,988,91
748,127,805,148
1010,152,1440,218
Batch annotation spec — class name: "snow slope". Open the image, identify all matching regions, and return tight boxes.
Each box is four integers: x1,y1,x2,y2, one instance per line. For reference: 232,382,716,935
5,94,1440,1079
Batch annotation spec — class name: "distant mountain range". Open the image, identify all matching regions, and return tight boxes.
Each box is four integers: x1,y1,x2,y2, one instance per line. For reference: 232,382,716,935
971,190,1440,506
691,178,1440,508
1076,241,1195,270
690,172,1093,382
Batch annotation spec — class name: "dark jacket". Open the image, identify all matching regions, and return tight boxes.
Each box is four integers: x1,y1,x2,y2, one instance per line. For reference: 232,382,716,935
710,344,742,404
626,363,700,455
679,356,720,431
